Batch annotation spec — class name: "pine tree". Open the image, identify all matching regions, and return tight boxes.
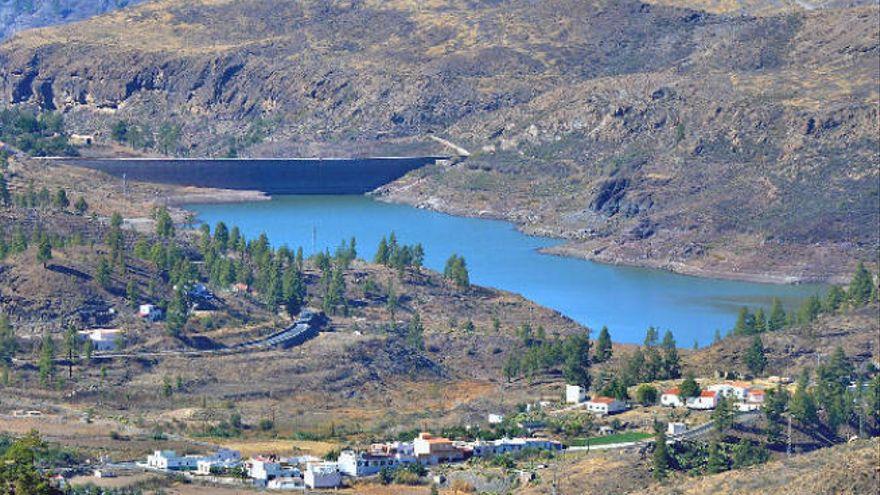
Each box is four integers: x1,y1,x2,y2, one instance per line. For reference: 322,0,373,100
0,314,17,365
0,173,10,206
763,385,789,446
824,285,846,313
38,331,56,386
443,254,470,288
53,188,69,210
622,348,645,386
126,280,140,308
753,308,766,333
74,196,88,215
36,236,52,268
848,262,873,306
154,206,175,238
713,328,722,344
712,395,734,435
768,297,786,331
96,256,112,289
374,236,389,265
744,335,767,377
652,426,670,480
706,441,728,474
661,330,681,379
595,326,613,363
166,288,188,337
790,371,818,426
679,372,700,398
644,326,658,347
733,307,756,335
796,295,822,325
562,333,591,390
407,313,425,351
214,221,229,252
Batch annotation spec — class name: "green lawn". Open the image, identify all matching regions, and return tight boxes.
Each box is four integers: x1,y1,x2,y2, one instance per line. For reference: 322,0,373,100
569,431,652,447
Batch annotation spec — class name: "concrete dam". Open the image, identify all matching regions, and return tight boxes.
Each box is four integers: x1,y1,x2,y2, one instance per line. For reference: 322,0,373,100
54,156,446,194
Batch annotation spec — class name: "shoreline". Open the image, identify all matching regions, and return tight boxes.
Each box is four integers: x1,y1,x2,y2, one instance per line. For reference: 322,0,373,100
174,186,840,287
369,192,848,286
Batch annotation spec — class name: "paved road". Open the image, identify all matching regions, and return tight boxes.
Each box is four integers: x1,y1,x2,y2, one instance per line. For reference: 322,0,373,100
14,319,320,364
566,411,761,452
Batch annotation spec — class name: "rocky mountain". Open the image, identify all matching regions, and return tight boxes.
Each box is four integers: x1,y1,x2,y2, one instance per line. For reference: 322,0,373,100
0,0,877,281
0,0,145,41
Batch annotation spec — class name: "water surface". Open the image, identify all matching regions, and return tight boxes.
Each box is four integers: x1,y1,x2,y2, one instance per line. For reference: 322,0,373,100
188,195,824,345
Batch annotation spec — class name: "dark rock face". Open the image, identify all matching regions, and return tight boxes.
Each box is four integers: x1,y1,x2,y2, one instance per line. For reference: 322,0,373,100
590,178,630,216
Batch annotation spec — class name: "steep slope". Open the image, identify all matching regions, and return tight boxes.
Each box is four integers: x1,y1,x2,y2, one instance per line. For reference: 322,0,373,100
630,438,879,495
0,0,146,41
686,305,879,377
0,0,877,281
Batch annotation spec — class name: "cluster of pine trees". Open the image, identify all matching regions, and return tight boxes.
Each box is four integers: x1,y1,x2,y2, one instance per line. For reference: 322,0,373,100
596,327,682,401
726,263,877,341
443,254,469,288
502,324,592,390
0,176,88,214
374,232,424,275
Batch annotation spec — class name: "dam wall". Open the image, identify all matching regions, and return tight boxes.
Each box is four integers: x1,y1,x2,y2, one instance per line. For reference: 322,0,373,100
54,157,444,194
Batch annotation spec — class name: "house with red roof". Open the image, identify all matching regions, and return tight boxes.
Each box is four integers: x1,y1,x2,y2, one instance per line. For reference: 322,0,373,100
686,390,718,410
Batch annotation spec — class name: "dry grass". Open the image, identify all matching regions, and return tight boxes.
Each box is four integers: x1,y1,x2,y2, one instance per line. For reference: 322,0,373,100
217,438,339,458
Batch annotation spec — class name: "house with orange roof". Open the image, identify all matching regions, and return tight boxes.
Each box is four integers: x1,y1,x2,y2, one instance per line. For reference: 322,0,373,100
661,388,684,407
413,433,466,465
686,390,718,410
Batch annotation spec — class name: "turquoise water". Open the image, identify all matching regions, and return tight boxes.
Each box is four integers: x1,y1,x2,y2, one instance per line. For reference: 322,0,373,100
188,195,824,346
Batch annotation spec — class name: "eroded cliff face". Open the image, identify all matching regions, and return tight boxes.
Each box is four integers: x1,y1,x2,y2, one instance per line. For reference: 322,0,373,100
0,0,877,280
0,0,146,41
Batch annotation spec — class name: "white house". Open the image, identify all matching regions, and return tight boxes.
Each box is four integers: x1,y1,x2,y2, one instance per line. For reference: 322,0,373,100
746,389,766,404
488,413,505,425
660,388,684,407
686,391,718,410
338,450,416,477
247,456,283,481
565,384,587,404
304,462,342,489
585,396,627,415
139,304,163,321
708,382,750,401
78,329,122,351
147,450,199,470
667,422,687,436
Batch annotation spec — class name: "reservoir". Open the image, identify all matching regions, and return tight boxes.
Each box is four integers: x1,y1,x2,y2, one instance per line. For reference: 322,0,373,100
188,195,824,346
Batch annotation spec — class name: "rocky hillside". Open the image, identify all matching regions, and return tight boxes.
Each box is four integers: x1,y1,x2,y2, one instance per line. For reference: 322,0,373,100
0,0,877,281
686,305,879,378
0,0,145,41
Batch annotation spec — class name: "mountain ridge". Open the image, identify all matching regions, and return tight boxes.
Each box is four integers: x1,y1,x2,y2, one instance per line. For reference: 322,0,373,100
0,0,877,281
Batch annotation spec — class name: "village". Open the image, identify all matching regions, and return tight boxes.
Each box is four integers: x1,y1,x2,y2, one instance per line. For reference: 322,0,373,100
60,377,780,492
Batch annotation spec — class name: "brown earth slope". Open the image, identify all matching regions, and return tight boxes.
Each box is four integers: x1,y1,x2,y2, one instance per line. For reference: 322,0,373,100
686,304,880,378
0,0,877,282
